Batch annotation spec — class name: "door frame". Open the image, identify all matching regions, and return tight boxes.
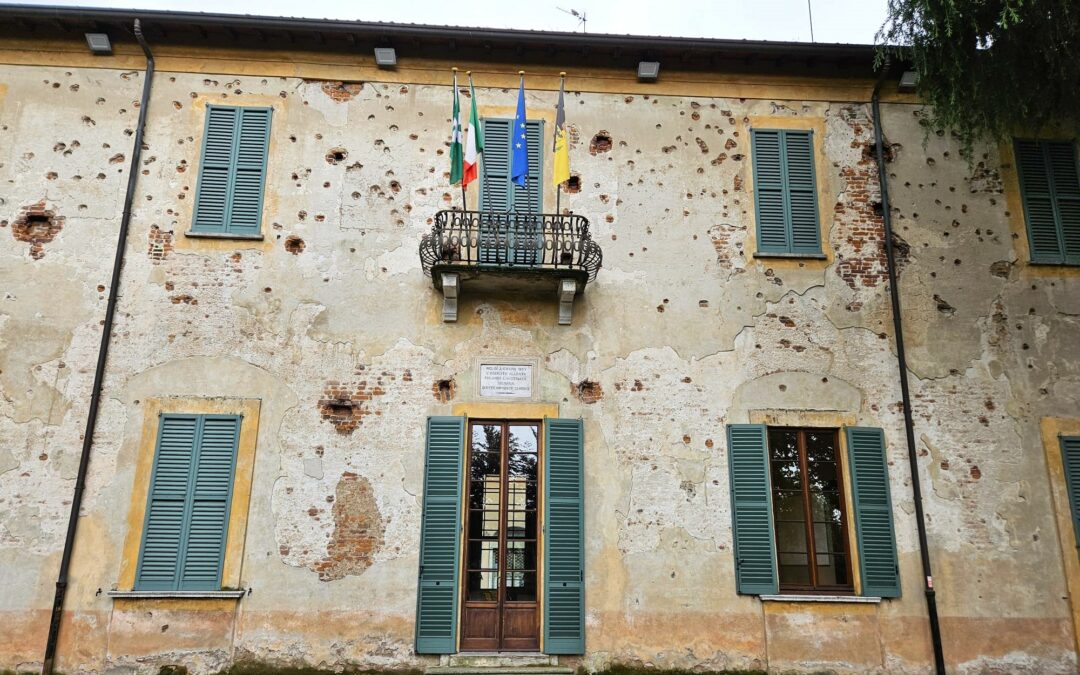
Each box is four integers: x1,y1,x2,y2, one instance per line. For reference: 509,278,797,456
458,417,545,652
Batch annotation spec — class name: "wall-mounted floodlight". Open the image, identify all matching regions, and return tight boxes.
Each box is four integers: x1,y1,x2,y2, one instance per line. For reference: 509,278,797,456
374,47,397,68
85,33,112,55
898,70,919,92
637,61,660,81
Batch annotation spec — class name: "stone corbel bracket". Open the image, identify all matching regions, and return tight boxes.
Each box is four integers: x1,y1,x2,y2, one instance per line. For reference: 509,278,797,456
558,278,578,325
441,272,459,322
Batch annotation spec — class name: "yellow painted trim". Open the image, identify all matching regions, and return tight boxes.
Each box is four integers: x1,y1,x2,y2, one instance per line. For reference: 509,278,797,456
0,39,918,103
117,397,261,592
1041,417,1080,657
748,411,862,595
172,95,286,253
111,597,238,612
452,402,559,420
999,138,1080,278
741,116,836,270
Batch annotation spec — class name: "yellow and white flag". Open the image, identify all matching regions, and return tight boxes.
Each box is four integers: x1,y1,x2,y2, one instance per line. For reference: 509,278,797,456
552,73,570,188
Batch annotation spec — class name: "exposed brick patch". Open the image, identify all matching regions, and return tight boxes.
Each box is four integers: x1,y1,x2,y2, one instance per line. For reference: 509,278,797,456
11,201,64,260
318,369,401,434
432,378,455,403
967,161,1004,194
148,224,174,261
564,174,582,193
707,223,745,268
315,473,385,581
589,131,612,155
320,81,363,102
833,105,888,290
575,380,603,404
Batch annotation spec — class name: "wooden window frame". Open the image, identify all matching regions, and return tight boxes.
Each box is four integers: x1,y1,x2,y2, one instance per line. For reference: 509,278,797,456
767,426,855,595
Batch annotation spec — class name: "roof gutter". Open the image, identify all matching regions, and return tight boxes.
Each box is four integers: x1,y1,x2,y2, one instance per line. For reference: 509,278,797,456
40,18,154,675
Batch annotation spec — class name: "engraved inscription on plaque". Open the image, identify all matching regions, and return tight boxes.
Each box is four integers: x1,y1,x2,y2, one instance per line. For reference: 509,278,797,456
479,364,533,398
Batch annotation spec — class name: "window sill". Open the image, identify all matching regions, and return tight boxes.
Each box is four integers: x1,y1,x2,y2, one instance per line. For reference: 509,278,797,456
184,231,264,241
1027,260,1080,267
752,252,827,260
108,590,246,599
760,594,881,604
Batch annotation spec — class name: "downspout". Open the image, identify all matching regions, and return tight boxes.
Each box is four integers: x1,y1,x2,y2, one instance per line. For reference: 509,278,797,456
871,71,947,675
41,19,154,675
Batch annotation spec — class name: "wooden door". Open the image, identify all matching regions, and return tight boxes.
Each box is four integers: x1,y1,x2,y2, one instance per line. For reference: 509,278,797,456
461,421,540,651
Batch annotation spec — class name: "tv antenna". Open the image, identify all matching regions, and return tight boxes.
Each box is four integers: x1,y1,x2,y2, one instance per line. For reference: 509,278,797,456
557,7,587,32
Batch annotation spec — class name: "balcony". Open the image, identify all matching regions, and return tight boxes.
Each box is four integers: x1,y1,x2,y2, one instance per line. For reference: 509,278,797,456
420,210,603,324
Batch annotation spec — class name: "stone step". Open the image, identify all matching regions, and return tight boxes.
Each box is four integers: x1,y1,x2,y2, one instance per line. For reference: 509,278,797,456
442,653,559,669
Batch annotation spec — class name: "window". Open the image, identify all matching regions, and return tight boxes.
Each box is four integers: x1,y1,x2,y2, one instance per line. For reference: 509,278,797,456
135,413,241,591
479,118,545,214
191,105,272,237
728,424,900,598
751,128,822,256
769,428,852,592
1014,139,1080,264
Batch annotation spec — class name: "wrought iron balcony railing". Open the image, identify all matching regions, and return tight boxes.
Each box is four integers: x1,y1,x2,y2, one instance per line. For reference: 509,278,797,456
419,210,603,284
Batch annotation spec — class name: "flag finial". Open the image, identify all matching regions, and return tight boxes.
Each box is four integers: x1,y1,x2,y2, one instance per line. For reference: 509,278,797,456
560,71,567,76
519,70,525,75
452,67,458,72
466,70,472,75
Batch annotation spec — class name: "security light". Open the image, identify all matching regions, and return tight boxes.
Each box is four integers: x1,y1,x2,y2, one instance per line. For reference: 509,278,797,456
898,70,919,92
637,61,660,81
374,47,397,68
85,33,112,55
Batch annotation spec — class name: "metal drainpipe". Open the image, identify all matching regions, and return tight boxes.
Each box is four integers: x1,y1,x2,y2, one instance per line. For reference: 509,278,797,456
41,19,154,675
871,74,947,674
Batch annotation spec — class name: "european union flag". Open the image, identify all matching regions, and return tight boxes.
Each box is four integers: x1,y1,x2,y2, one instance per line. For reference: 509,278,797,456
510,76,529,188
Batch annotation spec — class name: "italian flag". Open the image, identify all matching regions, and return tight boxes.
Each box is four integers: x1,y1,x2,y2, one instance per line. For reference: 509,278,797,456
463,77,483,187
449,71,464,185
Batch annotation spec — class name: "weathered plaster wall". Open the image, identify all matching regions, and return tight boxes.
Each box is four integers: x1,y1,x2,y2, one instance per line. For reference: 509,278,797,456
0,52,1077,675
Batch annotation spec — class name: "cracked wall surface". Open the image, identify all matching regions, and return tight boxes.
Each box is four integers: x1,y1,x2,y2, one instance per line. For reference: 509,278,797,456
0,48,1078,675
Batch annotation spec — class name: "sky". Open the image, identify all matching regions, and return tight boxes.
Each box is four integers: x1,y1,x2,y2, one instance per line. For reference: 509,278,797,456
15,0,890,44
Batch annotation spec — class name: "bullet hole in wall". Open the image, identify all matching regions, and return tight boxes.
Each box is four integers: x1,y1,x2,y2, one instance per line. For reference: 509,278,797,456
432,378,455,403
590,132,612,155
326,148,348,164
284,235,305,254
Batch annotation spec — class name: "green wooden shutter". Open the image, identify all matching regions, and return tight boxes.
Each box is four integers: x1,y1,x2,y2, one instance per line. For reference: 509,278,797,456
752,130,788,253
480,118,543,214
136,414,239,591
846,427,901,598
228,108,272,235
751,129,821,255
192,107,238,234
415,416,465,654
726,424,778,595
1048,141,1080,263
480,118,512,212
136,414,199,590
544,418,585,654
192,105,271,235
1059,437,1080,555
513,119,544,214
1016,139,1065,263
179,415,240,590
784,130,822,253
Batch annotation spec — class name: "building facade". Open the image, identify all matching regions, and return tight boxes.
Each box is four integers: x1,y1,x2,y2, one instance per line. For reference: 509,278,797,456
0,7,1079,674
